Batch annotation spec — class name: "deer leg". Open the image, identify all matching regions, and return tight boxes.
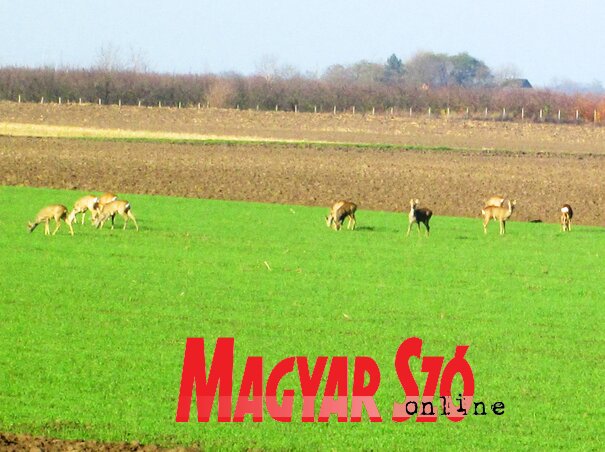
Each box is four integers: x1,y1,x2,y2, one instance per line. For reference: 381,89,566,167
110,214,116,230
120,212,129,230
81,211,86,225
406,221,413,237
128,211,139,231
44,220,50,235
425,221,430,237
52,218,62,235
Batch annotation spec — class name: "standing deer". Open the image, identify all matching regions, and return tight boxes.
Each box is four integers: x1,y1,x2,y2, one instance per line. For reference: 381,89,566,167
94,200,139,231
326,200,357,230
482,199,516,235
407,199,433,237
67,195,100,225
560,204,573,232
28,204,74,236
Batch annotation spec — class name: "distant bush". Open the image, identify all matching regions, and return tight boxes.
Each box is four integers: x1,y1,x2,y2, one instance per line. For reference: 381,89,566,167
0,66,603,122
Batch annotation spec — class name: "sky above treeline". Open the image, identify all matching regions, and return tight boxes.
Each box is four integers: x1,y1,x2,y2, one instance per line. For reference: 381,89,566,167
1,0,603,88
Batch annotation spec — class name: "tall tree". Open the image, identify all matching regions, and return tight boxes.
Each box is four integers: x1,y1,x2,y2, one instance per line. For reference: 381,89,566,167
449,52,492,87
383,53,404,84
404,52,451,87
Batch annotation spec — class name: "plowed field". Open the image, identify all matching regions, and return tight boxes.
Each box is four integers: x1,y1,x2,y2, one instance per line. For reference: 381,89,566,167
1,135,603,225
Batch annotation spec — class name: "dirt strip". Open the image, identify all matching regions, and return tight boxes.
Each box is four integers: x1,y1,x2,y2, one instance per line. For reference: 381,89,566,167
0,432,200,452
1,135,603,226
2,102,605,155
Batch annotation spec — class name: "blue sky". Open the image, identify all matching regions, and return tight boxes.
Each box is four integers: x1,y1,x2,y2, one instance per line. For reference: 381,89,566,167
0,0,603,87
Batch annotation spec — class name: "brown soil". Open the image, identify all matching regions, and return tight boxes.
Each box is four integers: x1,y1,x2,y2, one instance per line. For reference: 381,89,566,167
1,101,605,155
0,432,198,451
1,135,603,226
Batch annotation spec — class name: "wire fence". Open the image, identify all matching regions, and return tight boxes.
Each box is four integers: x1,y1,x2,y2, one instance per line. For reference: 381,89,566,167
4,95,603,125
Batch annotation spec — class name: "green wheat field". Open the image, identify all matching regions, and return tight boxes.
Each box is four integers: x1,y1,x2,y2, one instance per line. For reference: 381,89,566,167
0,185,603,450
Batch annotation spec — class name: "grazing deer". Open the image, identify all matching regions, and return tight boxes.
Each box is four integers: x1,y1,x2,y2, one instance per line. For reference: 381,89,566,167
560,204,573,232
28,204,74,236
484,195,506,208
68,195,100,225
326,200,357,230
482,199,516,235
94,200,139,231
97,192,118,209
407,199,433,237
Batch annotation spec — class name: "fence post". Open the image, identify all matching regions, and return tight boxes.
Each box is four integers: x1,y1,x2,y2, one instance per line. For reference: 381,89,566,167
178,101,182,109
594,110,598,123
119,99,122,108
465,107,469,119
502,107,506,120
139,100,142,107
18,94,21,103
40,97,44,104
295,104,298,113
315,105,318,114
333,106,337,114
390,107,394,116
98,98,102,105
352,106,355,114
428,107,431,118
484,107,488,119
159,101,162,108
521,107,524,120
58,97,62,105
409,107,413,117
576,110,579,122
558,110,561,122
275,104,278,111
540,109,543,120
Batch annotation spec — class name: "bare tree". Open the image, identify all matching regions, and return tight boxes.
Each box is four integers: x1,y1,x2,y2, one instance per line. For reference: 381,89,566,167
493,63,523,83
255,55,280,81
127,46,150,73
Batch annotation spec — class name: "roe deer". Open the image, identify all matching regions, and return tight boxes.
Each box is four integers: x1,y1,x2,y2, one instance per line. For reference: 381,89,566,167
326,200,357,230
94,200,139,231
28,204,74,236
482,199,516,235
68,195,100,225
407,199,433,237
560,204,573,232
97,192,118,209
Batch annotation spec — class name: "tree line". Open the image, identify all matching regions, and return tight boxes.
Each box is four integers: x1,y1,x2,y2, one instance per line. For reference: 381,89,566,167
0,51,603,122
